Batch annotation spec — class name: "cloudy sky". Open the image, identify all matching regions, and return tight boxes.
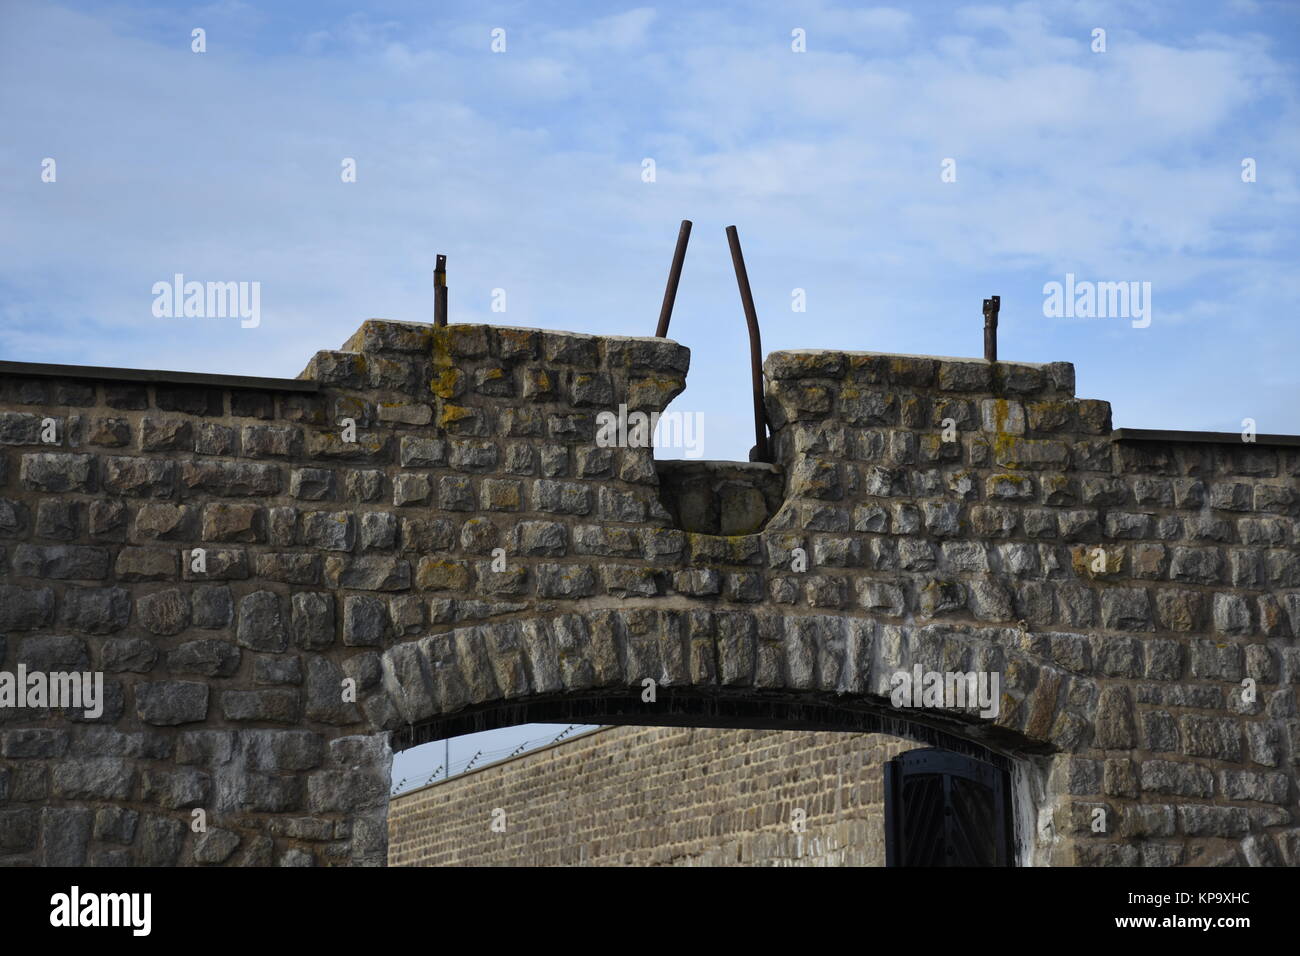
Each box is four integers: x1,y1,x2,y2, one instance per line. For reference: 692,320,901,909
2,0,1297,784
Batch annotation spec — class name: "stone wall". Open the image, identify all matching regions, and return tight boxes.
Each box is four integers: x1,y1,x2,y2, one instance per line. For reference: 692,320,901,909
654,460,783,535
0,321,693,866
1,318,1297,867
388,725,921,866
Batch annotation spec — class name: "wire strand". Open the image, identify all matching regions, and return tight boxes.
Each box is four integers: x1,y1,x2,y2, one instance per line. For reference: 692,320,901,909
390,726,604,794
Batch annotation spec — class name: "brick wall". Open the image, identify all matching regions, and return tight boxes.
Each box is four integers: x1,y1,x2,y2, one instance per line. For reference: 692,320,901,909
388,726,921,866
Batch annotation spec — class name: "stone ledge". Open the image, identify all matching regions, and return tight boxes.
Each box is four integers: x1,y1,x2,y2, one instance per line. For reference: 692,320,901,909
0,360,318,393
764,350,1076,398
1113,428,1300,447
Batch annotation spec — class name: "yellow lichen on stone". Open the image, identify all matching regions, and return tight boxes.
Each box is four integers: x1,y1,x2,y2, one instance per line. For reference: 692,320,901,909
437,404,476,428
430,368,463,399
430,327,453,366
496,328,533,354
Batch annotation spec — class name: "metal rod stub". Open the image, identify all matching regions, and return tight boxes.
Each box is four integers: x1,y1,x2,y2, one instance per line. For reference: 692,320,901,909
655,220,692,338
434,254,448,328
983,295,1000,363
725,225,770,463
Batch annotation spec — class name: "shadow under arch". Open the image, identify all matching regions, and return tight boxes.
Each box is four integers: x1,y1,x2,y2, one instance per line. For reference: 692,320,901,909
372,605,1065,866
390,684,1049,773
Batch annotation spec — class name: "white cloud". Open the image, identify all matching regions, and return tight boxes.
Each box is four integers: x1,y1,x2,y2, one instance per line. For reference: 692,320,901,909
0,0,1295,452
544,8,658,51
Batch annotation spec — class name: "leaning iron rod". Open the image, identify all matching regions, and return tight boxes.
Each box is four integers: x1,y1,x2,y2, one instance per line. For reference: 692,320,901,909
655,220,692,338
434,255,448,327
725,225,770,463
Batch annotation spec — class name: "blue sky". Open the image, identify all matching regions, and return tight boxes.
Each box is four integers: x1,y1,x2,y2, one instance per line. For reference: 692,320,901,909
2,0,1298,782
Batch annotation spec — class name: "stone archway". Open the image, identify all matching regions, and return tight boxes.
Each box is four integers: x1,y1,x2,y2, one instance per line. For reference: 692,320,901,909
1,319,1295,866
378,613,1062,867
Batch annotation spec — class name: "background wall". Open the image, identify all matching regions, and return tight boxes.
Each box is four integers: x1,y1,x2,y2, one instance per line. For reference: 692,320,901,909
388,725,921,866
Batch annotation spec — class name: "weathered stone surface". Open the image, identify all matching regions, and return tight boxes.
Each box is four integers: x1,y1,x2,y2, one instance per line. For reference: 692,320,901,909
237,591,288,652
0,585,55,630
101,456,174,497
181,460,281,496
202,503,264,542
35,499,79,539
196,421,238,454
138,588,192,636
1180,716,1242,761
94,807,139,844
305,656,362,724
301,511,356,551
1,728,70,758
12,544,110,579
255,656,303,685
141,767,210,808
135,681,209,726
17,634,89,671
344,596,389,646
141,417,193,451
57,586,131,633
41,808,93,865
1094,687,1136,749
359,511,398,552
134,503,195,540
52,758,135,800
114,546,178,581
0,411,43,444
168,640,241,677
101,637,158,672
193,827,242,863
393,473,430,506
20,453,95,492
256,551,321,584
1100,588,1152,631
289,467,334,500
292,592,335,649
138,816,187,865
222,690,301,723
0,808,38,851
0,323,1293,870
326,556,411,591
192,584,234,628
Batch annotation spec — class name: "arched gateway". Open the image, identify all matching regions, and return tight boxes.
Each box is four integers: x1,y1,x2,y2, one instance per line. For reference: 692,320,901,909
0,319,1295,866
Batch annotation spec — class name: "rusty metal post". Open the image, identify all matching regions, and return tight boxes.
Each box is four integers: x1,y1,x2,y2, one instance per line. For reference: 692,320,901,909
655,220,692,338
983,295,999,363
725,225,770,463
434,255,448,327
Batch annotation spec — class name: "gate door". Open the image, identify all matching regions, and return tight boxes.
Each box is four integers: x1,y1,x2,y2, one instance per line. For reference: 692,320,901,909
884,748,1014,867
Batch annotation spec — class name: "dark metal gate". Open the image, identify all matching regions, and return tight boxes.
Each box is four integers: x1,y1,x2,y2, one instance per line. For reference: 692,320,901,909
884,748,1015,867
